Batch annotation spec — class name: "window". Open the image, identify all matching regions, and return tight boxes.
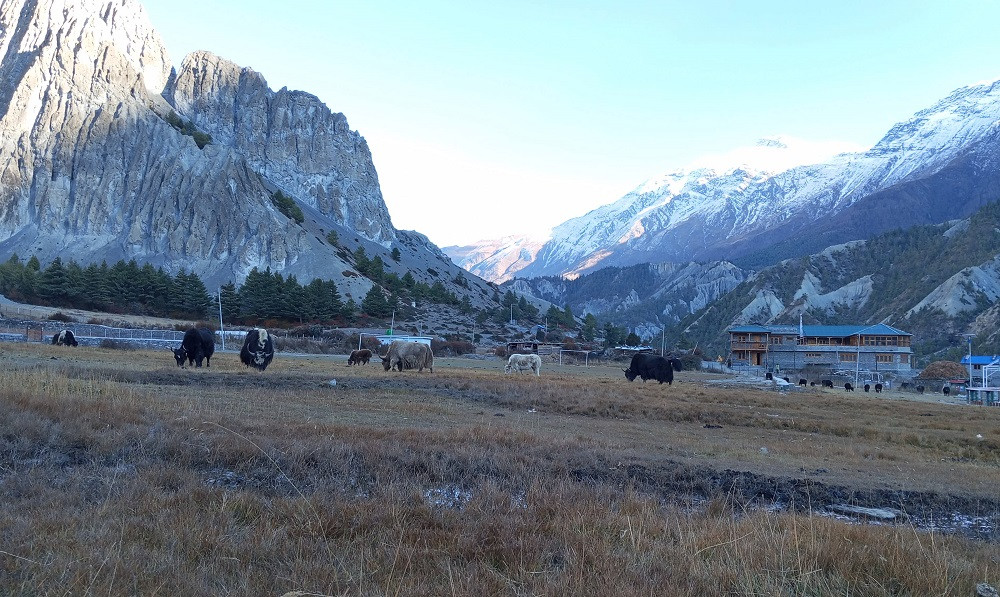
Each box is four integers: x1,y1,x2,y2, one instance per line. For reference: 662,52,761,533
899,354,909,364
839,352,858,362
805,352,823,359
771,336,782,345
876,354,894,364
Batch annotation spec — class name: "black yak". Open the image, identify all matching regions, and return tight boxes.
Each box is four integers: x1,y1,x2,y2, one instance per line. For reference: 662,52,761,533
240,328,274,371
623,353,682,385
51,329,78,346
348,349,373,366
874,383,883,393
175,328,215,367
379,341,433,372
845,382,854,392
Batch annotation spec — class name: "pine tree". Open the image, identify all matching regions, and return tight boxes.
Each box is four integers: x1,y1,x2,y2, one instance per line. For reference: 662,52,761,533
37,257,68,304
219,281,240,322
582,313,598,342
362,286,392,318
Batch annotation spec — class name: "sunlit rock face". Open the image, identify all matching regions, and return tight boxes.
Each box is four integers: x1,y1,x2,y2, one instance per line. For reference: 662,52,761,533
0,0,397,295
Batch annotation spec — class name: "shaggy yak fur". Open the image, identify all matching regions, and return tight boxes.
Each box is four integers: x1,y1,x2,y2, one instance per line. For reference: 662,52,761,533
348,349,373,366
504,353,542,376
240,328,274,372
379,341,434,372
173,328,215,367
51,329,78,346
622,353,682,385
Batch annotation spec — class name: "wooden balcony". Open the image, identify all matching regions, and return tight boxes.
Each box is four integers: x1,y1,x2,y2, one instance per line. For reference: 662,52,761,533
730,342,768,351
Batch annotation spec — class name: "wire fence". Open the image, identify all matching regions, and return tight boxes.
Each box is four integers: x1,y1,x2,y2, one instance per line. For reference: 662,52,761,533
0,316,186,348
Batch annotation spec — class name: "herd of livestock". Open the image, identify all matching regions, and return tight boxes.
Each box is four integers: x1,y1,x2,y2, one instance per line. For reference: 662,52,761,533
46,328,688,383
42,331,935,391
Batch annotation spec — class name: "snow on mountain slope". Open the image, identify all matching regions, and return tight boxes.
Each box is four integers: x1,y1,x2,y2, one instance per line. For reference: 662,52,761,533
489,79,1000,280
443,235,544,284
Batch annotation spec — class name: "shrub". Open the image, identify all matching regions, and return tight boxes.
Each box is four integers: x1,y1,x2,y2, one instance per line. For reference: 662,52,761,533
678,353,703,372
99,339,135,351
47,312,72,322
432,340,475,356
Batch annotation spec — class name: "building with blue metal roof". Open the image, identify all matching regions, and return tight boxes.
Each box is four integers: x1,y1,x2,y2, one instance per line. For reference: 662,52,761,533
727,323,913,373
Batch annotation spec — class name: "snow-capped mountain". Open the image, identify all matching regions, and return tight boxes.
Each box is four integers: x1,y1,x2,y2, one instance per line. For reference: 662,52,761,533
456,79,1000,282
443,235,545,284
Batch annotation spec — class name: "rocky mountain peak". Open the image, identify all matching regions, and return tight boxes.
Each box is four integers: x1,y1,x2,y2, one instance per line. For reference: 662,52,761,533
0,0,480,304
165,49,396,245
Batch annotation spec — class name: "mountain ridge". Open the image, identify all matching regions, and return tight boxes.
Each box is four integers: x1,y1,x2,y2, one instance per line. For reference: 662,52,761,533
451,78,1000,282
0,0,497,308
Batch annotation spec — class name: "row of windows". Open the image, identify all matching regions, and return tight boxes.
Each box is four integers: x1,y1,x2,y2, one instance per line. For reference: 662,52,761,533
743,334,911,347
771,352,907,363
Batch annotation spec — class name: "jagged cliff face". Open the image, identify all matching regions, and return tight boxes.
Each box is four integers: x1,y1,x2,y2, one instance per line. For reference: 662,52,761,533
0,0,422,299
164,51,396,246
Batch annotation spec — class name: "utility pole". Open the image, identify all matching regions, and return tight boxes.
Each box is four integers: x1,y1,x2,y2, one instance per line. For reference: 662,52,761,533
218,287,225,351
962,333,975,387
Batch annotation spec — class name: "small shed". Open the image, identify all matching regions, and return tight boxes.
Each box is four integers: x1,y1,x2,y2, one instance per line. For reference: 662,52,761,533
507,341,562,355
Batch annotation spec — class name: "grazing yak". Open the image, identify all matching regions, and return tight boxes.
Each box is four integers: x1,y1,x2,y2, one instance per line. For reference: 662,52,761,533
623,353,682,385
348,349,373,366
51,329,78,346
505,353,542,376
379,340,434,372
874,383,883,393
845,382,854,392
240,328,274,371
174,328,215,368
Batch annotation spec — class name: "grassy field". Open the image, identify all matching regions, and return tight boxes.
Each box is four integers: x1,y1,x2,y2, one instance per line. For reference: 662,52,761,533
0,342,997,596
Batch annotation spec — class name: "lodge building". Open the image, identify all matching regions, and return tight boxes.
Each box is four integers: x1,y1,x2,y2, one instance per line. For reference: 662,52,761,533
727,324,913,373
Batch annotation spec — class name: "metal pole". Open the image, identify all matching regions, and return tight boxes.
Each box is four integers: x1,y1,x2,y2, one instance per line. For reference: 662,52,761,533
855,331,861,387
963,333,974,386
218,287,225,351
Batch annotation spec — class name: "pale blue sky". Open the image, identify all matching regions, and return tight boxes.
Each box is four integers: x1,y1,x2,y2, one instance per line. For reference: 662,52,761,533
143,0,1000,246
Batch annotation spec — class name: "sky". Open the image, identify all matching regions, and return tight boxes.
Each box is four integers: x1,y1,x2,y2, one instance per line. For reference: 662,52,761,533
142,0,1000,247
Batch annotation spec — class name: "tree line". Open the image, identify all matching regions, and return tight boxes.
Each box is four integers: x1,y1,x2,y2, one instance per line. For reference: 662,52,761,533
0,254,482,327
0,255,212,320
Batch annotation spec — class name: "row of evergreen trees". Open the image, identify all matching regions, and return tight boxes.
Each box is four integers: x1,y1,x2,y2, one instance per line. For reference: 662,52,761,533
0,255,480,327
0,255,212,319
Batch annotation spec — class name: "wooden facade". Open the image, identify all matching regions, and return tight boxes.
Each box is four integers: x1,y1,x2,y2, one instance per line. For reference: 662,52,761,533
727,324,914,373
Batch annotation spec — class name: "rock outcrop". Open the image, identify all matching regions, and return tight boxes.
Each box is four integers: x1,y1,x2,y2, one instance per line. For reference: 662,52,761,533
0,0,454,301
164,51,396,246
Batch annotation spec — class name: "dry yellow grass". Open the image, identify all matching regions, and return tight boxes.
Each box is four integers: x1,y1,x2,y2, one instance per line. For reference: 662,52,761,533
0,342,997,595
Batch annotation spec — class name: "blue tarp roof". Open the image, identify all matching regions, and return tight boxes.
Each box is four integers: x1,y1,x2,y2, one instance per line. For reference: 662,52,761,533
961,356,1000,365
728,323,912,337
